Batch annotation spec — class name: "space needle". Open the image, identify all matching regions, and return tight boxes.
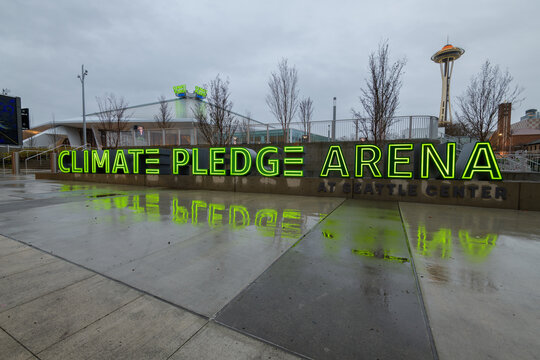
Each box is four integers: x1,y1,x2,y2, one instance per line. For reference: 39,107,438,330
431,43,465,125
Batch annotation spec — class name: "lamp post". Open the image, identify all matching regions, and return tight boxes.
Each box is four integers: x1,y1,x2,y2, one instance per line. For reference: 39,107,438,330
77,65,88,148
332,97,336,141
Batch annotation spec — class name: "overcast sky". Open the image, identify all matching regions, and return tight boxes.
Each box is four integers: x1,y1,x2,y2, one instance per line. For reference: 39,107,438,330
2,0,539,126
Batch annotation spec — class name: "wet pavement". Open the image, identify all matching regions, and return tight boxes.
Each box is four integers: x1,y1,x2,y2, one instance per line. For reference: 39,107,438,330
401,202,540,360
0,174,539,359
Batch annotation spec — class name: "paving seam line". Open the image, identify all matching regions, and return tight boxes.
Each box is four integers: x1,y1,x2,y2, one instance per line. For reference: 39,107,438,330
397,202,439,360
165,320,209,360
211,319,314,360
212,197,346,319
0,256,61,279
0,269,95,315
0,246,36,260
34,294,144,356
0,324,42,360
0,233,210,321
205,199,347,360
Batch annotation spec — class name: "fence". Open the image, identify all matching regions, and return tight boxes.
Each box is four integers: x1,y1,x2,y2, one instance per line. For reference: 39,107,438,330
104,128,198,147
236,116,439,145
496,152,540,172
99,116,439,147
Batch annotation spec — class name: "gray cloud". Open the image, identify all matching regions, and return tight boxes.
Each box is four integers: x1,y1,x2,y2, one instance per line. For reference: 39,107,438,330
2,0,538,126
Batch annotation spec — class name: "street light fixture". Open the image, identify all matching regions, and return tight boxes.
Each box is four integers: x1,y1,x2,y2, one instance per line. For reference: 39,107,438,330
77,65,88,148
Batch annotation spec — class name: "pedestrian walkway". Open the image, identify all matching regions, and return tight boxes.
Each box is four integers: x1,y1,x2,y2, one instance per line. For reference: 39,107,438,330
0,175,539,359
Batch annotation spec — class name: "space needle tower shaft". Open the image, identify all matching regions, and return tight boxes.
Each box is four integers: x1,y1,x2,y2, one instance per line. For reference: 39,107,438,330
431,44,464,125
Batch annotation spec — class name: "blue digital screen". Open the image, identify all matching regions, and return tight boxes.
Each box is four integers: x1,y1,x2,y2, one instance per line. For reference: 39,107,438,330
0,95,22,145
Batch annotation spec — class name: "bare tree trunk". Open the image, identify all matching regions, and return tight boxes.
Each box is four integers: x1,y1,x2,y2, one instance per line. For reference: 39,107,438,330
96,94,132,149
299,97,314,136
193,75,238,146
266,58,299,144
455,60,523,141
352,41,406,145
154,95,173,129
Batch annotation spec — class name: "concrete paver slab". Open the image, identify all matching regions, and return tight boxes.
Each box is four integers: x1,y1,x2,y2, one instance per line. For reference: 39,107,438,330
0,235,29,257
0,188,340,316
0,260,92,313
216,200,434,360
37,295,206,360
0,275,140,353
400,202,540,360
0,328,35,360
0,247,57,278
170,322,300,360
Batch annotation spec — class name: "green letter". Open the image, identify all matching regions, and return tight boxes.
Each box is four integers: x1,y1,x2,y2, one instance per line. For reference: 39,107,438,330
387,143,413,178
112,150,129,174
92,150,110,173
209,148,227,175
320,145,349,177
192,148,208,175
355,145,382,178
230,148,252,176
421,143,456,179
83,150,90,173
145,148,160,175
172,148,191,175
128,149,144,174
283,146,304,177
256,146,279,177
58,150,71,173
71,151,83,173
461,143,502,180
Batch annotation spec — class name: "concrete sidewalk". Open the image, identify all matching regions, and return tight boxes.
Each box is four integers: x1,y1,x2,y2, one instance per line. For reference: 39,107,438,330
0,235,300,360
0,175,539,359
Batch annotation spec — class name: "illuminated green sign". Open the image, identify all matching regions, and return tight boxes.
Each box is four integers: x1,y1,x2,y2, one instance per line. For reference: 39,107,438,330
194,86,207,98
58,142,502,180
173,84,186,97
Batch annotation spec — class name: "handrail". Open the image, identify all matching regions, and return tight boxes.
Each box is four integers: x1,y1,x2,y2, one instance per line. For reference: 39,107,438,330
2,154,13,174
24,144,87,173
496,152,540,172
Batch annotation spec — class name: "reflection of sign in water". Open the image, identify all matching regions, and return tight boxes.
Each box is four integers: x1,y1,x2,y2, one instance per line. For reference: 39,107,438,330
61,186,307,239
0,94,22,145
417,225,497,261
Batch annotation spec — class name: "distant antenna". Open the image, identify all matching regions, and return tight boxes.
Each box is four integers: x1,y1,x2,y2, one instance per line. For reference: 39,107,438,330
446,35,449,44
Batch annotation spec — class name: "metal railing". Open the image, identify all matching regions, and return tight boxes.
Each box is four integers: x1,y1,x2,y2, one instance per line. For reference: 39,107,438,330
236,116,439,144
496,152,540,173
23,144,87,173
96,116,439,147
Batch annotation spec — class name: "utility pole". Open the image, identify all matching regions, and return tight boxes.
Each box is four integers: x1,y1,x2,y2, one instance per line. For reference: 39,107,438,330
332,97,336,141
77,65,88,148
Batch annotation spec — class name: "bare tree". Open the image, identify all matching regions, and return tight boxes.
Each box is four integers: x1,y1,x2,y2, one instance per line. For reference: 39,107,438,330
352,41,406,145
298,97,313,135
154,95,173,129
455,60,523,141
95,93,132,148
443,122,469,137
266,58,299,143
193,75,238,146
